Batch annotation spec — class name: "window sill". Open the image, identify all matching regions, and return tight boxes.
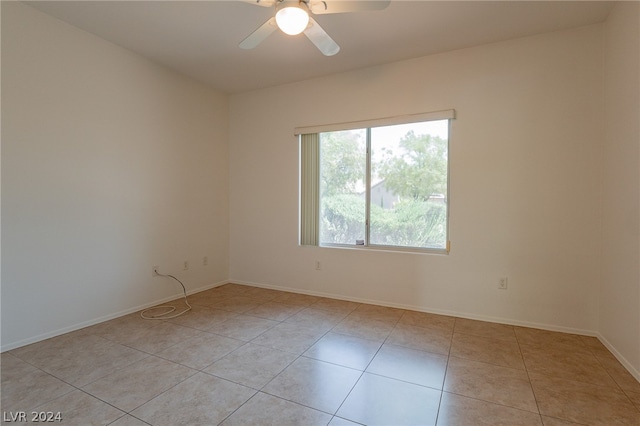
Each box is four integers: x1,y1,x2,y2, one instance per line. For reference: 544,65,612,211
314,243,449,256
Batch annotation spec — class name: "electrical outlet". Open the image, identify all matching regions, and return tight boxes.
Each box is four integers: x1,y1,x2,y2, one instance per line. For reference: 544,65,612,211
203,256,208,266
498,277,508,290
183,261,189,271
152,266,159,276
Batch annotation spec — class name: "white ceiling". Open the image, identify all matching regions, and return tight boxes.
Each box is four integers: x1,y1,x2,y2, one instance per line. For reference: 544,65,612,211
26,1,614,94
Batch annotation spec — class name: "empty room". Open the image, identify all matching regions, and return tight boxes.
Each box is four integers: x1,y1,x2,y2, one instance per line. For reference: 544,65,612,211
1,1,639,425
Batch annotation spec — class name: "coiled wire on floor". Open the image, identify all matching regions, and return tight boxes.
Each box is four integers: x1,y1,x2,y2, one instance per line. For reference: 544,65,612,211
140,269,192,320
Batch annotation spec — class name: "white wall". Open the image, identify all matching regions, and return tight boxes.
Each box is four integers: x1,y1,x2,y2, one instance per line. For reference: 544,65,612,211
1,2,229,350
229,25,605,334
600,2,640,376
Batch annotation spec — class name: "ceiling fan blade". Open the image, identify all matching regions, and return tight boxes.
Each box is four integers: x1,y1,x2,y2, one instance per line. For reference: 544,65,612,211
239,17,277,49
304,17,340,56
308,0,390,15
238,0,277,7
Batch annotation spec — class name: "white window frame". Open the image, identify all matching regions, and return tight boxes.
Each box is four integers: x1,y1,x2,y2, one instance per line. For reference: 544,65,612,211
299,109,455,254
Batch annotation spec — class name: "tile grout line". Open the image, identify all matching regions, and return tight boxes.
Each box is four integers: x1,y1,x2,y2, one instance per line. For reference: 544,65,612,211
433,316,457,425
329,307,404,424
513,328,547,425
216,296,355,425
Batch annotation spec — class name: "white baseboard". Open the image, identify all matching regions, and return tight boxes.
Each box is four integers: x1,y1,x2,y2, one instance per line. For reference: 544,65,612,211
186,279,230,296
232,279,640,381
229,279,596,336
596,332,640,382
0,279,230,352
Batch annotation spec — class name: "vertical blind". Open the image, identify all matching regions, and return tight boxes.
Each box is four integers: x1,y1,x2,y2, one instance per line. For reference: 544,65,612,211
299,133,319,246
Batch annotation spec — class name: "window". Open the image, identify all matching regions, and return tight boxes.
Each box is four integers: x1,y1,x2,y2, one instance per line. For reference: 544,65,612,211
299,110,454,253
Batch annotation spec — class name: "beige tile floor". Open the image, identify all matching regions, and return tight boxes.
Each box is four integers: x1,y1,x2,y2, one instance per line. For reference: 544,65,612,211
2,283,640,425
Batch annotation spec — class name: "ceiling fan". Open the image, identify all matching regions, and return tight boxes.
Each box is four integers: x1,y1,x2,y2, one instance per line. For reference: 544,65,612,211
239,0,391,56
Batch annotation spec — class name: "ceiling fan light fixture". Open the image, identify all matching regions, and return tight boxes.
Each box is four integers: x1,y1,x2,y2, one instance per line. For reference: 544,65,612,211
275,3,310,35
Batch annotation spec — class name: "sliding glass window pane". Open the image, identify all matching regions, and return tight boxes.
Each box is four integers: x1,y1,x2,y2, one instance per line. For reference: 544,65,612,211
319,129,367,245
369,120,449,249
